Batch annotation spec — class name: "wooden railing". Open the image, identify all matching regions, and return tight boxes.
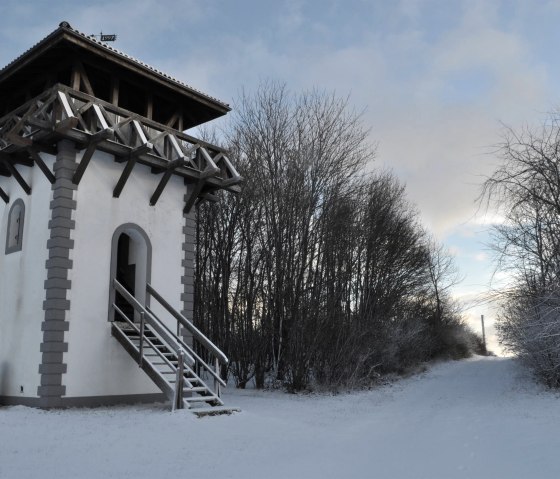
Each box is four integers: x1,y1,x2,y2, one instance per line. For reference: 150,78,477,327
0,84,242,208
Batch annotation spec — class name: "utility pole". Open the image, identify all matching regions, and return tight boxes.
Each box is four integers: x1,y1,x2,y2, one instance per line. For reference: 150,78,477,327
481,314,487,354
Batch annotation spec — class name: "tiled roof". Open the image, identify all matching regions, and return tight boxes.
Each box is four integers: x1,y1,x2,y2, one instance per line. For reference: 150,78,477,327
0,21,230,110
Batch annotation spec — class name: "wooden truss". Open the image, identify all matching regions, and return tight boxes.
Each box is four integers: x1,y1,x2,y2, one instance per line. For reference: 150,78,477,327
0,84,241,210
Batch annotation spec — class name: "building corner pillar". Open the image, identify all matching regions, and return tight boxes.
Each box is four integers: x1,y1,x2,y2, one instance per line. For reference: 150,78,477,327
38,140,78,407
180,191,196,347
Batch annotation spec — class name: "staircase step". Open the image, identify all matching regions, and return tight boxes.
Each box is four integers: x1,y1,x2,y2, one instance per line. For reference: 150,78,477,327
111,293,233,416
169,379,198,384
123,332,159,340
183,387,211,393
134,342,165,348
128,340,161,346
191,406,241,417
169,381,204,388
184,396,219,403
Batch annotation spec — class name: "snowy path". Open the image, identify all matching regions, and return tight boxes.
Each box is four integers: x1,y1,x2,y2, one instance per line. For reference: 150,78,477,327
1,356,560,478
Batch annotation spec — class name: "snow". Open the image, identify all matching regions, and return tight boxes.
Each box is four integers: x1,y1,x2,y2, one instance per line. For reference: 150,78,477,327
2,356,560,478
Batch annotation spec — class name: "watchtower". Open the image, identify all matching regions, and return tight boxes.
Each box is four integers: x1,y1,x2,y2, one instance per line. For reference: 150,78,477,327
0,22,240,412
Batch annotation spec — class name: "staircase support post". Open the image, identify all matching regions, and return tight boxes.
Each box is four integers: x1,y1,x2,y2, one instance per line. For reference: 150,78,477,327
138,312,145,368
173,349,185,411
214,357,221,398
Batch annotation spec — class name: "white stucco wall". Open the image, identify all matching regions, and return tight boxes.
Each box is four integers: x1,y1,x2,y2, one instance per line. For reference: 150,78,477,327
64,150,185,398
0,155,55,398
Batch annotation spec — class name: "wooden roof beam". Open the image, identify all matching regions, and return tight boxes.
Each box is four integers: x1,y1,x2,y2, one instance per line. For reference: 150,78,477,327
0,186,8,204
92,104,110,131
72,143,97,185
103,112,131,145
199,190,219,203
166,111,179,128
59,123,240,191
146,93,153,120
110,77,119,106
57,94,89,135
132,120,149,146
57,90,76,119
27,116,52,129
0,85,239,194
198,147,221,179
28,148,55,184
2,101,39,144
113,141,153,198
4,130,33,147
72,127,114,185
183,179,206,214
212,153,243,187
55,116,79,135
149,157,184,206
53,84,227,154
113,155,137,198
73,61,95,96
0,154,31,195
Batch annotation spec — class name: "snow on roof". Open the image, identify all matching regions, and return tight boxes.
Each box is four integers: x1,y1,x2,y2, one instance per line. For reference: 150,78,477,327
0,21,230,111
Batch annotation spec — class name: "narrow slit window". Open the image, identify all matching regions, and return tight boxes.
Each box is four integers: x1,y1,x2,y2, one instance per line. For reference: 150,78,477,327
5,199,25,254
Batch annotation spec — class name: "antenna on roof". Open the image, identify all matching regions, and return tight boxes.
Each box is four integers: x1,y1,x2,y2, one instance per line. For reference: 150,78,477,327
91,31,117,42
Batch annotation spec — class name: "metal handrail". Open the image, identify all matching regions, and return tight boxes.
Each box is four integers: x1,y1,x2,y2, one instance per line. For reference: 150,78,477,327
114,302,190,410
113,302,182,374
112,278,227,391
113,279,195,366
147,283,229,365
145,305,226,387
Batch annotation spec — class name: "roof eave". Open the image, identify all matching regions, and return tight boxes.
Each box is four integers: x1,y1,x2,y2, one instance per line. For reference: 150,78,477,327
59,29,231,114
0,23,231,116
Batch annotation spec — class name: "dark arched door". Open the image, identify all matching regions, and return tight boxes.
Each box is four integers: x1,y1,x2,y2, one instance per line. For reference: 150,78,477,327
109,224,152,322
115,232,136,321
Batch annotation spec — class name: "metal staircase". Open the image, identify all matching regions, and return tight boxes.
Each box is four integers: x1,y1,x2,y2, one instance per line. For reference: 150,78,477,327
110,279,238,416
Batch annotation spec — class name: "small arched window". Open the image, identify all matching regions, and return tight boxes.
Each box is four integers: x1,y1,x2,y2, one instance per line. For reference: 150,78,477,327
5,199,25,254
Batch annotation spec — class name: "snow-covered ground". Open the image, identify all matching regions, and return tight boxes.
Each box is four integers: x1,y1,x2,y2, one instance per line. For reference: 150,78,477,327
1,356,560,479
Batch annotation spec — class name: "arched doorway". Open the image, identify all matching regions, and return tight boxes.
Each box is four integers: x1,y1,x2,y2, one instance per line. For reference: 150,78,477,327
109,224,152,322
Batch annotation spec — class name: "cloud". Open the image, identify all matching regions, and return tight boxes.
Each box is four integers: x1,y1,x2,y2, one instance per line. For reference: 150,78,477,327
448,245,462,256
1,1,556,347
368,5,549,236
162,1,550,239
277,0,304,31
474,252,488,262
2,2,551,241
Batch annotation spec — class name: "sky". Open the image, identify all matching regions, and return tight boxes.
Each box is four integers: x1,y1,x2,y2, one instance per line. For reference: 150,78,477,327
2,0,560,353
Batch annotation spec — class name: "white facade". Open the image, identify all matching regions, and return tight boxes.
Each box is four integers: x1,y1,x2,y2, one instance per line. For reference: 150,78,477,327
0,155,55,398
0,148,190,403
65,149,185,398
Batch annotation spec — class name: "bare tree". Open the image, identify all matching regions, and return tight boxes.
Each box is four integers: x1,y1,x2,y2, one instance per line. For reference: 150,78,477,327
195,81,477,391
483,114,560,384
